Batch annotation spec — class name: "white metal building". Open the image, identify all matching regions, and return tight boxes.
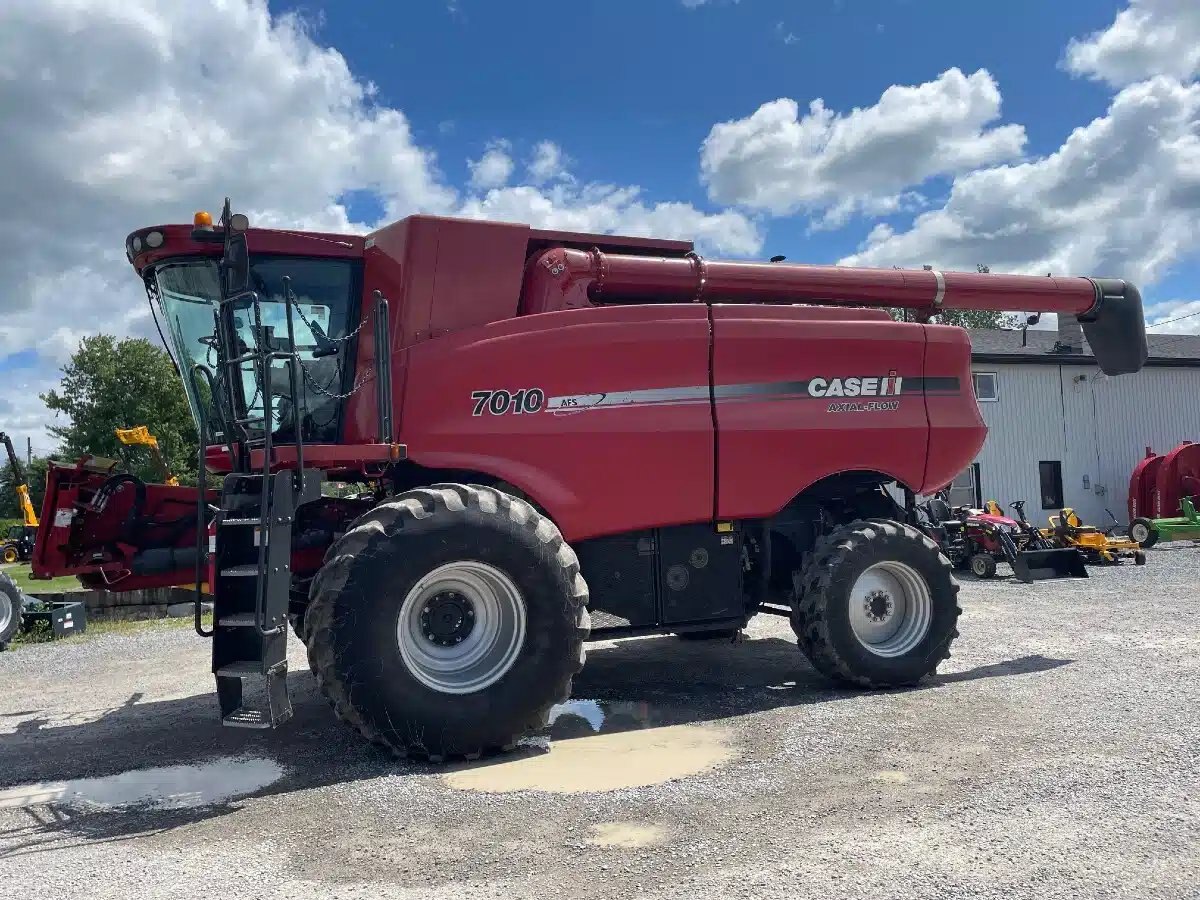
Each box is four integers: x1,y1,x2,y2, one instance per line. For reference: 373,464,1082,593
945,322,1200,527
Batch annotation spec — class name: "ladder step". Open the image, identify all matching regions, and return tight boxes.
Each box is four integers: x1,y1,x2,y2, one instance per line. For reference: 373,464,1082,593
221,565,260,577
222,708,273,729
216,660,264,677
222,517,263,527
219,613,258,628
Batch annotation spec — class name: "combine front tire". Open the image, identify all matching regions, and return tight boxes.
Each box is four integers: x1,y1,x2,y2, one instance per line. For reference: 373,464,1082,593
0,572,23,651
305,484,589,759
792,520,960,688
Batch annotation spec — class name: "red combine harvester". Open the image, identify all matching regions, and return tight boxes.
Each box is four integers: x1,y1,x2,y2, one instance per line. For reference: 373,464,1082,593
31,201,1148,758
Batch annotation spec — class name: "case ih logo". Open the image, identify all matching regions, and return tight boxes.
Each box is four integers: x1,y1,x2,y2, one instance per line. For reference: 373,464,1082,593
805,373,902,399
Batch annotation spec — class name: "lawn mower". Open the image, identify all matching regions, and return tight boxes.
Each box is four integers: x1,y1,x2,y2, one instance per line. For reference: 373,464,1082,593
920,494,1087,583
1046,508,1146,565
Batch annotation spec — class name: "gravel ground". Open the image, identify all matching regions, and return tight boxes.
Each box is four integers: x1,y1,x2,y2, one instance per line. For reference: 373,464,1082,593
1,547,1197,899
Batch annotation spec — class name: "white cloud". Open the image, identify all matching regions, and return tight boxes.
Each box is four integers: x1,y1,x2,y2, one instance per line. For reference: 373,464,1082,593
0,0,763,450
0,0,453,369
774,22,798,45
837,77,1200,288
458,183,761,257
1145,299,1200,333
700,68,1026,221
1064,0,1200,87
527,141,572,185
467,140,515,190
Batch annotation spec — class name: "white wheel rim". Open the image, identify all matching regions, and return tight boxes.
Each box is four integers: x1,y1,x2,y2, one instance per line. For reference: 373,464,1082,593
1130,523,1149,543
848,561,933,657
0,592,12,636
396,561,527,694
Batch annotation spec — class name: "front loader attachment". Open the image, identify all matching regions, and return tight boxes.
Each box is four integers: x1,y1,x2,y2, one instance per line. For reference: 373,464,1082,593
999,532,1089,584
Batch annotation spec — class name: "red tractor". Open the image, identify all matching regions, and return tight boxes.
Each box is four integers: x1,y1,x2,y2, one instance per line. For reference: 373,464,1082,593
31,201,1147,759
919,496,1087,582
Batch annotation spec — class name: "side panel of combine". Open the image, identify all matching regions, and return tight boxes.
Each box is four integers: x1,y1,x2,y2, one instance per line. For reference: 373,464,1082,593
711,306,930,519
399,305,714,542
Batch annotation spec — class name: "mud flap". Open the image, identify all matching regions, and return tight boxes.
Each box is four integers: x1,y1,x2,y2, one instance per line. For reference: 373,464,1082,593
1009,547,1089,584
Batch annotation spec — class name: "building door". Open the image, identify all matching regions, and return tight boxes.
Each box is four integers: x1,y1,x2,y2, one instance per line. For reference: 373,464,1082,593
947,463,982,509
1058,369,1109,524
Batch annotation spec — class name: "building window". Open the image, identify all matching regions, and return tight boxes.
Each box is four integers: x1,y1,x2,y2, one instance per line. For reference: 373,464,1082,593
1039,461,1064,510
948,463,982,509
972,372,998,401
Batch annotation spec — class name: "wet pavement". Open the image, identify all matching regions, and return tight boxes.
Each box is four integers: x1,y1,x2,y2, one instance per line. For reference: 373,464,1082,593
0,548,1198,899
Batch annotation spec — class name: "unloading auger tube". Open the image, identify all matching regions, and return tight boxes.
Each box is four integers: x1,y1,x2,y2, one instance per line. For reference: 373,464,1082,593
523,248,1148,376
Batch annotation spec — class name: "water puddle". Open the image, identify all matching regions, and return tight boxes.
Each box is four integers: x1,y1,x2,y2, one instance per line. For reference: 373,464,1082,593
442,699,736,794
587,822,667,849
0,756,284,811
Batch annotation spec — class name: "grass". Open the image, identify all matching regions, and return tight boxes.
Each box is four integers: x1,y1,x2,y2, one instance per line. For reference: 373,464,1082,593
3,564,84,594
11,610,214,648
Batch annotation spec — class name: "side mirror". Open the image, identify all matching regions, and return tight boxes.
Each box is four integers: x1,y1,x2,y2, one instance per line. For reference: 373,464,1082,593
221,231,251,299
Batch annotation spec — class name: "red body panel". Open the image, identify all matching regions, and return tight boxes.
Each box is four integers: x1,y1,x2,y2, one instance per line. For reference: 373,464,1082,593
398,301,984,540
1153,441,1200,517
922,325,987,492
712,306,930,520
33,458,215,590
400,305,714,541
1128,449,1163,521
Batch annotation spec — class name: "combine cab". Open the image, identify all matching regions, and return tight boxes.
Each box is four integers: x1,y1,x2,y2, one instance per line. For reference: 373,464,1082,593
33,199,1148,758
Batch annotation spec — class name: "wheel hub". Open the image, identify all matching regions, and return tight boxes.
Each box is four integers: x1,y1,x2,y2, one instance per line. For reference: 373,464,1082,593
420,591,475,646
863,589,894,623
396,561,528,695
847,560,933,658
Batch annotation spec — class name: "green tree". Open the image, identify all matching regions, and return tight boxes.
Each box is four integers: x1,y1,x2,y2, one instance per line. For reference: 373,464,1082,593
886,265,1018,329
933,308,1020,329
41,336,199,484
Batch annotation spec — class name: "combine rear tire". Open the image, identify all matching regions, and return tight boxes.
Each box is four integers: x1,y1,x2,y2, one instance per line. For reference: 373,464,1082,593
0,572,23,651
1,544,18,565
1129,518,1158,548
305,484,589,759
970,553,997,578
792,520,960,688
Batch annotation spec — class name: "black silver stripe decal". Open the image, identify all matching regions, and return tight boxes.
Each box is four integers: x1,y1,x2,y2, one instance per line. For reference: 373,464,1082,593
546,377,959,412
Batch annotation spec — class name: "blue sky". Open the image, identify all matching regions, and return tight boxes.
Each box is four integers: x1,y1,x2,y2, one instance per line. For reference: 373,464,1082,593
274,0,1196,306
0,0,1197,446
